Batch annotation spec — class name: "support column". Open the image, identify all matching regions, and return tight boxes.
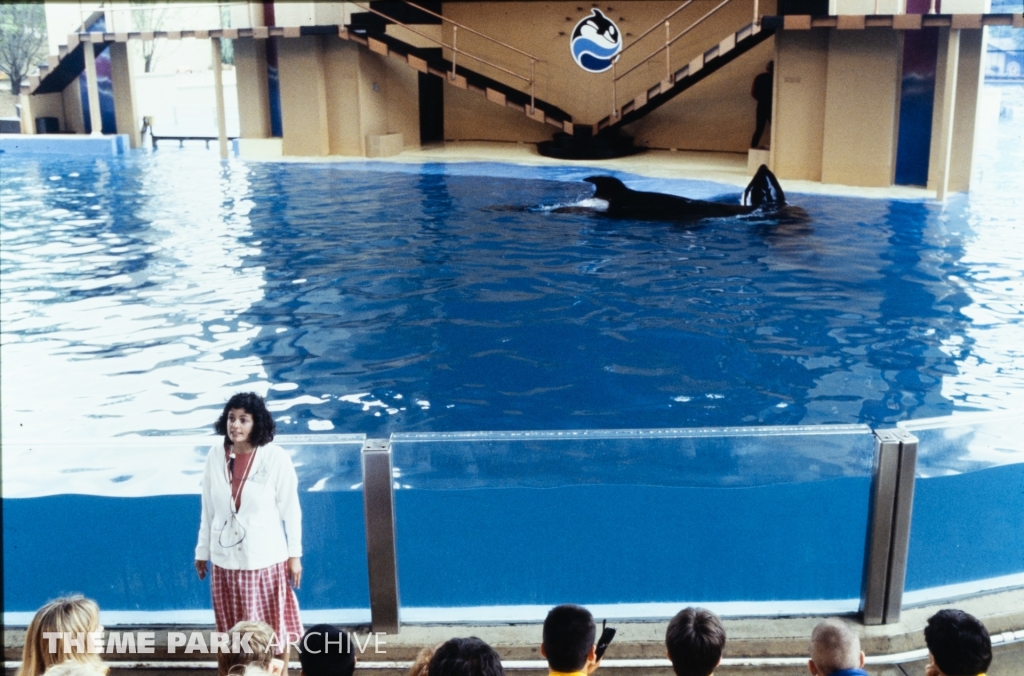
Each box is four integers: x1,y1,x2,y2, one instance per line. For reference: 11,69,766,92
109,42,141,148
234,38,272,138
933,28,960,201
83,44,103,136
212,37,229,159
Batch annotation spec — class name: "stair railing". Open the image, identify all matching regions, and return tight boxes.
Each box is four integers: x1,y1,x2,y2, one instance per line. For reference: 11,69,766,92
609,0,742,120
350,1,542,114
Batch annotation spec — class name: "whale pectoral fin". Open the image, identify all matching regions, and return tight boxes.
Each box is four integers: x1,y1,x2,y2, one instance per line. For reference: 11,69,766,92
743,164,786,209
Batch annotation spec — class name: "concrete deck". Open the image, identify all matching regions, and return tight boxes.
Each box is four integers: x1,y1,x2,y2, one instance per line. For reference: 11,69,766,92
242,140,941,202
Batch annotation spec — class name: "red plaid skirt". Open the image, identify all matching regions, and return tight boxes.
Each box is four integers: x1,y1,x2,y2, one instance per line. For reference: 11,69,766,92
211,561,303,651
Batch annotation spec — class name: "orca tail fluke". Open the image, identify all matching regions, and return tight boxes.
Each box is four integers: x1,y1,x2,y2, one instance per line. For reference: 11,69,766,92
742,165,785,210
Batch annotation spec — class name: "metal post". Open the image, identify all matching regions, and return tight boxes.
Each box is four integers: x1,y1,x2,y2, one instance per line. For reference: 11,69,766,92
754,0,760,26
450,26,457,80
665,21,671,82
530,59,536,114
362,439,400,633
885,430,918,623
862,428,918,625
612,62,618,119
211,37,229,159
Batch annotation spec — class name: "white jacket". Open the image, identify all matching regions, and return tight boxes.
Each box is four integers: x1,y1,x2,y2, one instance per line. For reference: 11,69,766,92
195,442,303,569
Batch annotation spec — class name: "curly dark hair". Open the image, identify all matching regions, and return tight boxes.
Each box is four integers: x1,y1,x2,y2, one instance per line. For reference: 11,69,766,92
428,637,504,676
214,392,276,448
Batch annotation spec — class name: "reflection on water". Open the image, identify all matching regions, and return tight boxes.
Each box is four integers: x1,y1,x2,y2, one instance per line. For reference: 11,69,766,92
1,89,1023,449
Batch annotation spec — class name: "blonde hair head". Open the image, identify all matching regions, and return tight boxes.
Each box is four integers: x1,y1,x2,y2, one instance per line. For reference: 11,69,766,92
17,596,105,676
217,621,277,676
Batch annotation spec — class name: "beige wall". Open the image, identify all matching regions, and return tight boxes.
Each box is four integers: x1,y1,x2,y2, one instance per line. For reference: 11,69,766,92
20,91,66,133
278,35,330,156
235,38,272,139
772,30,828,181
62,80,85,133
625,38,774,152
441,0,774,147
821,29,902,187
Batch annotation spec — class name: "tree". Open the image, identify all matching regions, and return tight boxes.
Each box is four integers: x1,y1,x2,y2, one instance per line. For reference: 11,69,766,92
0,3,48,95
130,1,169,72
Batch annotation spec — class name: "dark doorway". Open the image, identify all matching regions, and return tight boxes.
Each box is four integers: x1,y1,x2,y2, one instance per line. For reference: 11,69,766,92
419,49,444,144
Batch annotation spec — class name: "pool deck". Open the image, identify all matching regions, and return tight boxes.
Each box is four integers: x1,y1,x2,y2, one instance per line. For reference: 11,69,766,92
260,140,940,202
5,588,1023,676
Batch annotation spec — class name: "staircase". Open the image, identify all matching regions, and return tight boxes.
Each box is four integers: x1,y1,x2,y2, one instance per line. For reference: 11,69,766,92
596,20,776,133
341,2,574,133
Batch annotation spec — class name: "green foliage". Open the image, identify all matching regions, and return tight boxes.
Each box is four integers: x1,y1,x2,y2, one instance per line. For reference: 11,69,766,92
0,2,48,95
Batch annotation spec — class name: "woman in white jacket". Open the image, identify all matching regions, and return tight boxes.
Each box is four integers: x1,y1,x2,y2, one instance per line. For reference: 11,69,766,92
195,392,303,653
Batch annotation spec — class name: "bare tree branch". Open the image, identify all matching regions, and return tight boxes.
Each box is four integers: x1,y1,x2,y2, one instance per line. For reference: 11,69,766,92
0,3,48,95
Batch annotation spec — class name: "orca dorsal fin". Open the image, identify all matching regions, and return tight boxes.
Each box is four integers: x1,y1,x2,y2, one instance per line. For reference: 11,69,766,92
742,165,786,209
584,176,628,201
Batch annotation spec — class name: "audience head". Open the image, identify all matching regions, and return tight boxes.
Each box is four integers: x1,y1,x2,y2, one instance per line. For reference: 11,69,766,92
299,625,355,676
218,621,276,676
665,607,726,676
924,609,992,676
428,637,504,676
408,644,441,676
38,663,107,676
17,596,106,676
542,605,597,673
808,620,864,676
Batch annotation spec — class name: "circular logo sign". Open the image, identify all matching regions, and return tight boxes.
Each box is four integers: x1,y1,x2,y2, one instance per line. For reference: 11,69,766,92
570,9,623,74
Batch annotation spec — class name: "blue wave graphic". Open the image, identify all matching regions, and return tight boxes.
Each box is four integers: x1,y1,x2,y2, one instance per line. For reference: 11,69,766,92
579,53,613,73
572,37,620,60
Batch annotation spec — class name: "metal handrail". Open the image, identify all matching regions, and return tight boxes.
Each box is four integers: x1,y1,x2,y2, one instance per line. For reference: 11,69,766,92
609,0,745,119
350,1,539,113
615,0,731,82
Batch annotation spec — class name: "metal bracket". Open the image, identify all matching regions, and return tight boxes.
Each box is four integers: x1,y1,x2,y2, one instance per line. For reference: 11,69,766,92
362,438,400,633
863,428,918,624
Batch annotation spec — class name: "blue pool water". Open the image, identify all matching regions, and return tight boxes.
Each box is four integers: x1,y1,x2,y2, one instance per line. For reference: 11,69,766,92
2,151,1022,441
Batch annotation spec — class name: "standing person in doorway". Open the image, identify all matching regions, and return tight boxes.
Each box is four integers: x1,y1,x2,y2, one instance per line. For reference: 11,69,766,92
750,61,774,149
196,392,304,658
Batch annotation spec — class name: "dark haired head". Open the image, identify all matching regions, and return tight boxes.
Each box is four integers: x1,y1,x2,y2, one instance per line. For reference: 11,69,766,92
214,392,276,448
299,624,355,676
542,605,596,673
924,609,991,676
665,607,726,676
428,637,504,676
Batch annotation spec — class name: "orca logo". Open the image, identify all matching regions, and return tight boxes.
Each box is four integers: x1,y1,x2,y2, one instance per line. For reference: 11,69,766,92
570,9,622,74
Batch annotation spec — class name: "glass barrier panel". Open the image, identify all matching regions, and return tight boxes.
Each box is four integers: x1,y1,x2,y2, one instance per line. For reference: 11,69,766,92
2,434,369,620
390,425,874,619
898,413,1024,604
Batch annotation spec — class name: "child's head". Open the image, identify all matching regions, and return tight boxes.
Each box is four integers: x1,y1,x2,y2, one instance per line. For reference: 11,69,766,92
542,605,596,673
665,607,726,676
924,610,991,676
428,637,505,676
218,621,277,676
299,625,356,676
18,596,105,676
808,620,863,676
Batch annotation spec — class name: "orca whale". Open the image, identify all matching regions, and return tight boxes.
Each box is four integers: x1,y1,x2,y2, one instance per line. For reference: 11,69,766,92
583,164,787,221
